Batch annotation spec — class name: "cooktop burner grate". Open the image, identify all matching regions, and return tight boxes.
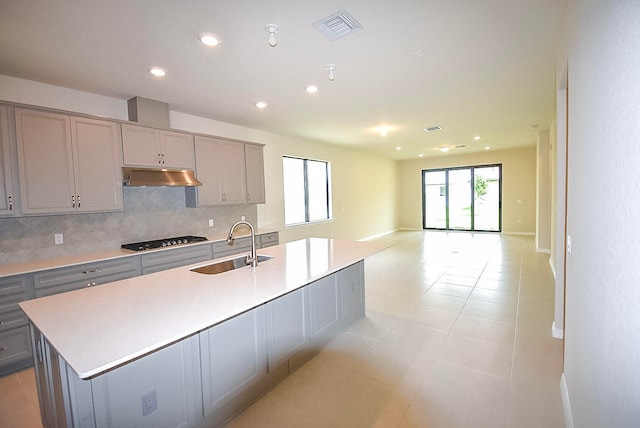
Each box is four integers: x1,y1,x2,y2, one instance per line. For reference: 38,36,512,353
121,236,207,252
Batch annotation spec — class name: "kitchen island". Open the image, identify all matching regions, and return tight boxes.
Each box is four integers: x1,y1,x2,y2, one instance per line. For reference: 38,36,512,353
19,237,385,428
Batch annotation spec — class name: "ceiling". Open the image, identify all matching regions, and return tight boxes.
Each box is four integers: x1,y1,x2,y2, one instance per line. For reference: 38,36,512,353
0,0,565,160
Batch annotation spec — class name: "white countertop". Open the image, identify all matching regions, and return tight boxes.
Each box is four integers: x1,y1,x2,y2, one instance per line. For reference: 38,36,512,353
19,238,386,379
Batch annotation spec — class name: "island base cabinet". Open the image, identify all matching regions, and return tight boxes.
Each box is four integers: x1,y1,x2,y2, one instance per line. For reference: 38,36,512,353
29,261,366,428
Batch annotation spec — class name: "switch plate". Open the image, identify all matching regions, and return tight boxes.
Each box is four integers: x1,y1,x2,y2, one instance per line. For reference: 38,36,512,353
141,389,157,416
240,215,246,221
54,233,63,245
208,219,214,227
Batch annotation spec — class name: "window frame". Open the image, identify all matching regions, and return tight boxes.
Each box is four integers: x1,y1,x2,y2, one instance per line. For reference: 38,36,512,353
283,156,332,226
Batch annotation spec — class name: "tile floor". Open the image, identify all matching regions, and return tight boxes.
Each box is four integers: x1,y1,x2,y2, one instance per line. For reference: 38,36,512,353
0,231,565,428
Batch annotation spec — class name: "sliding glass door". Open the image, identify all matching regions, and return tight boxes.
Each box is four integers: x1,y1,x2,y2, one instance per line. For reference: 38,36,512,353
422,164,501,231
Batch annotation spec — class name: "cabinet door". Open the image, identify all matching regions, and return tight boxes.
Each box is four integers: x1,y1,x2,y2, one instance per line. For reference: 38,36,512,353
200,307,267,418
191,135,223,205
121,124,160,167
266,288,311,375
16,109,76,214
245,144,265,204
310,275,341,344
71,117,124,212
160,130,194,169
0,106,15,215
219,141,246,204
140,244,212,275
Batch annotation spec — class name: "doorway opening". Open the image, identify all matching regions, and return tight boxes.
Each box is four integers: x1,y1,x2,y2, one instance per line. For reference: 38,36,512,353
422,165,502,231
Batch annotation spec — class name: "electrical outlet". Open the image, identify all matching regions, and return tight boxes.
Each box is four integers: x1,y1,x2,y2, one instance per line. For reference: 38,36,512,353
208,218,214,227
141,389,157,416
240,215,246,221
54,233,63,245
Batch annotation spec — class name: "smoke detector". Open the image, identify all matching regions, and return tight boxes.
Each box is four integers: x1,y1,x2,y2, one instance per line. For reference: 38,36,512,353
313,10,363,40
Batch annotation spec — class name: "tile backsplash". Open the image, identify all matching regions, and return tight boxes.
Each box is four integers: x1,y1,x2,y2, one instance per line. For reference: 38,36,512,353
0,187,258,264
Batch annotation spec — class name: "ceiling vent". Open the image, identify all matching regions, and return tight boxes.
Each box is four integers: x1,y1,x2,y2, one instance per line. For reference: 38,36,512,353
424,126,442,132
313,10,363,40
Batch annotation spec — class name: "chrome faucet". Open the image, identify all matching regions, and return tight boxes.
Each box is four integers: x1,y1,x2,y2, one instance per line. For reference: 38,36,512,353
227,221,258,267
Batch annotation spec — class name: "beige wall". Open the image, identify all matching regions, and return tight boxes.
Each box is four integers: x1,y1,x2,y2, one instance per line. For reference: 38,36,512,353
536,130,551,251
397,146,537,234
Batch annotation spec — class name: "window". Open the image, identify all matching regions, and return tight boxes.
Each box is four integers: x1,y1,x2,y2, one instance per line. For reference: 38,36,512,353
283,156,331,225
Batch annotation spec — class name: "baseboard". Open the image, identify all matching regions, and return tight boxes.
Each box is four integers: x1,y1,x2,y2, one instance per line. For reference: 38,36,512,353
359,229,398,241
549,257,557,279
552,321,564,339
560,373,574,428
501,231,536,236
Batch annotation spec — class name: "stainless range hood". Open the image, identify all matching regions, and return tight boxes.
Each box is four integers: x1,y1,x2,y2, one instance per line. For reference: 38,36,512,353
123,167,202,187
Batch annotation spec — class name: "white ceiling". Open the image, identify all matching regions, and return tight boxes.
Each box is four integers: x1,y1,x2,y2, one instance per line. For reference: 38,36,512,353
0,0,565,160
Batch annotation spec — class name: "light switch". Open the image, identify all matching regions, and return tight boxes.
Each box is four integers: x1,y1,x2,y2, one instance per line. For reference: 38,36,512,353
54,233,63,245
208,219,214,227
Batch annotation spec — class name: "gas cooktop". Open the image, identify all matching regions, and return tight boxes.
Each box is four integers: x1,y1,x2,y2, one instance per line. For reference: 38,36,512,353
121,236,207,252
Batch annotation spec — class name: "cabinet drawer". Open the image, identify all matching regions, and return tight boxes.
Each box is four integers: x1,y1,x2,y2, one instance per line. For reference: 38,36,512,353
34,257,141,297
0,275,31,303
259,232,279,248
0,325,32,366
212,237,251,259
141,244,213,275
0,307,28,333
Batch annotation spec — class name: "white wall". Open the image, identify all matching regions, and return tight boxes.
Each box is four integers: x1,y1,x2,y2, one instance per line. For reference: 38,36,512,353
561,0,640,426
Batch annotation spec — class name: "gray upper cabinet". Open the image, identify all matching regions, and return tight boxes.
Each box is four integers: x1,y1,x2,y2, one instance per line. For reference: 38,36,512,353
187,136,246,206
121,123,194,169
15,109,124,214
244,144,265,204
0,106,15,216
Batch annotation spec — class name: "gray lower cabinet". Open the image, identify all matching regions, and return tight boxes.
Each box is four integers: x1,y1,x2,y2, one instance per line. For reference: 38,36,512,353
265,287,312,378
34,257,141,298
30,260,364,428
0,274,33,375
32,325,201,428
141,244,213,275
259,232,279,248
212,237,251,259
199,307,269,426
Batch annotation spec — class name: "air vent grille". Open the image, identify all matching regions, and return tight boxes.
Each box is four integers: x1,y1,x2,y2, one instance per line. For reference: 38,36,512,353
424,126,442,132
313,10,363,40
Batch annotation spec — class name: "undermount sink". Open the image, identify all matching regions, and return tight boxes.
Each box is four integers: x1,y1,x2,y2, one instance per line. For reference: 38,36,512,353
191,255,272,275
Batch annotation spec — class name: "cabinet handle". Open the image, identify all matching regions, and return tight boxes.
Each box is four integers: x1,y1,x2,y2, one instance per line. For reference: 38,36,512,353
8,196,12,211
77,195,81,208
0,346,6,352
86,282,96,287
82,268,99,274
71,195,75,208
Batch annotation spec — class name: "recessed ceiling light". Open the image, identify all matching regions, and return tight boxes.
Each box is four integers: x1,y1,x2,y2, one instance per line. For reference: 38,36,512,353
255,101,268,109
424,126,442,132
473,135,481,140
418,153,424,157
485,146,491,150
199,33,221,46
149,67,167,77
439,146,450,153
395,146,402,151
305,85,318,94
